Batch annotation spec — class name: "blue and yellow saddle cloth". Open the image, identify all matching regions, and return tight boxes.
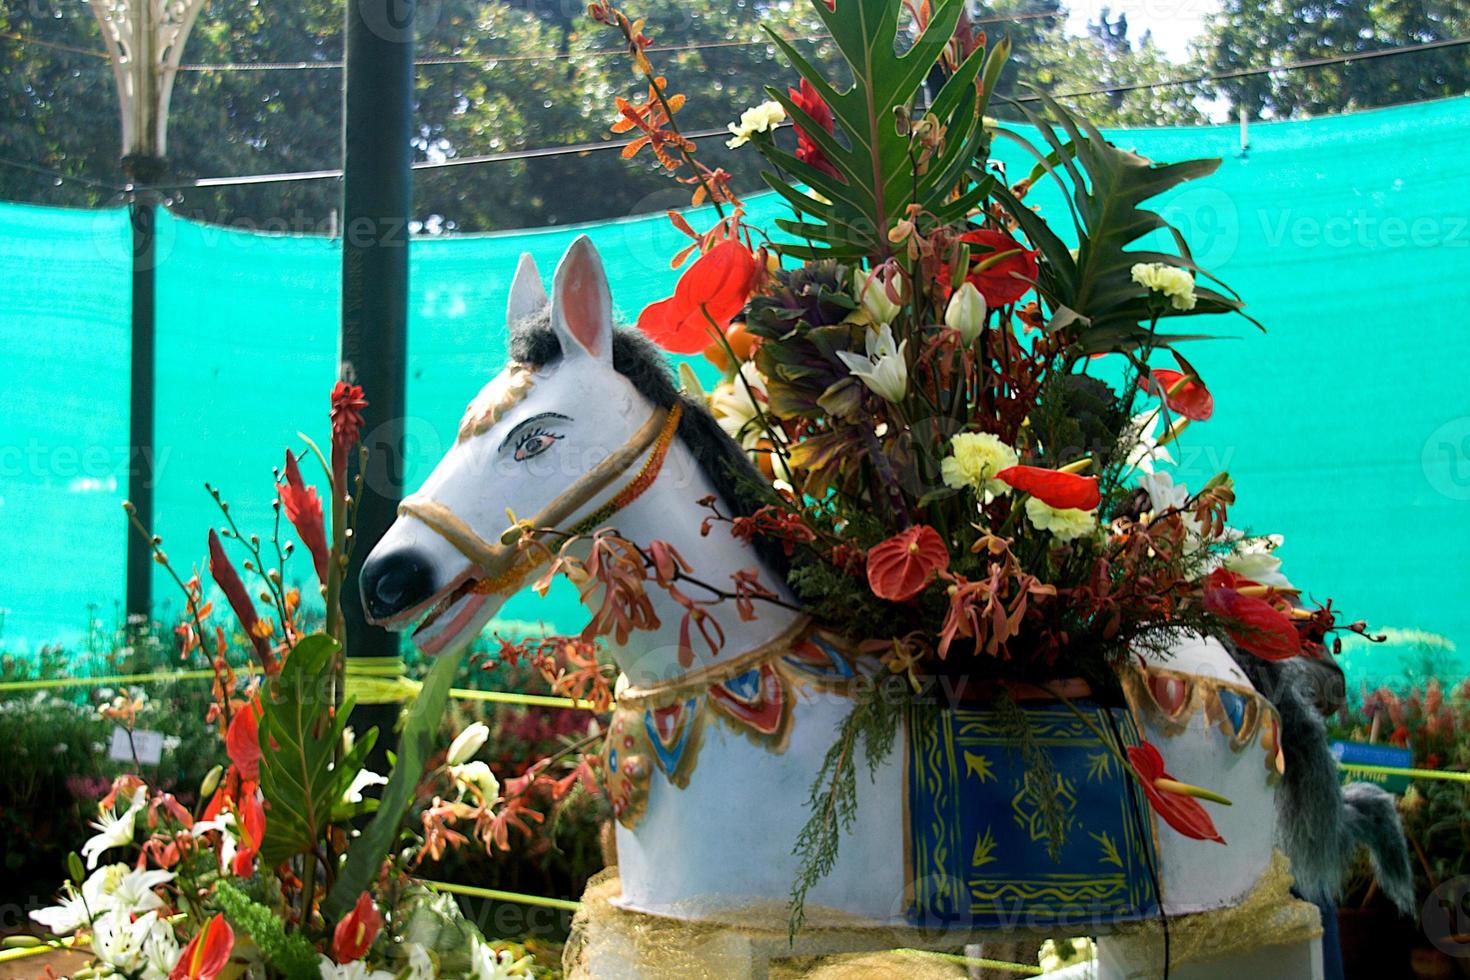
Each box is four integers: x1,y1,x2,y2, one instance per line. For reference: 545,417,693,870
906,700,1160,929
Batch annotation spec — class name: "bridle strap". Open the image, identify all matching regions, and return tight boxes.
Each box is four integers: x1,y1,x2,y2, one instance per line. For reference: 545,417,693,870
398,401,683,595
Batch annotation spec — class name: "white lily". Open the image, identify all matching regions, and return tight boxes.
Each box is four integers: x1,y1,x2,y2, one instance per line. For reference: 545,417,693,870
1224,535,1292,589
317,955,396,980
1139,470,1189,514
944,282,987,344
191,812,239,871
449,760,501,806
81,786,146,869
836,323,909,403
446,721,490,766
471,939,531,980
1123,410,1185,475
709,362,773,452
141,916,181,980
29,886,92,936
91,908,158,975
342,768,388,805
109,867,174,916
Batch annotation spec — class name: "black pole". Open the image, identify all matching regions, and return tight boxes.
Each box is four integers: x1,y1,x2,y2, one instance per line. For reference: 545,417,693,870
126,196,158,627
340,0,414,745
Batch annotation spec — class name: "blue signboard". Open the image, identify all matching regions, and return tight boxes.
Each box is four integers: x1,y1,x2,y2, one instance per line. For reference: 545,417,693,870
1331,740,1414,795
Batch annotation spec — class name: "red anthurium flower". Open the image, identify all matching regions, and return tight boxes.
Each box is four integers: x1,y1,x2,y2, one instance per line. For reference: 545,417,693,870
1203,571,1301,661
637,239,760,354
224,697,262,780
1127,741,1226,845
867,525,950,602
788,78,840,180
995,465,1100,511
208,530,277,674
957,229,1039,306
332,892,384,963
231,788,266,878
169,914,234,980
279,450,329,585
1140,368,1213,421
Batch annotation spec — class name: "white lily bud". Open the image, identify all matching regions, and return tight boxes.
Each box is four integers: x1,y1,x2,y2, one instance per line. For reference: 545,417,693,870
446,721,489,766
852,268,902,325
944,282,987,345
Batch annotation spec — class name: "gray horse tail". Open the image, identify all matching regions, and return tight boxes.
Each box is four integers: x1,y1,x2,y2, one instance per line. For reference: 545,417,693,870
1230,652,1415,914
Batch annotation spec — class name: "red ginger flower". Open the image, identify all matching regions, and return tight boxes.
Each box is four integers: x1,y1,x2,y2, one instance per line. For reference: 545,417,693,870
1203,568,1300,661
279,450,329,584
332,892,384,963
637,238,759,354
1140,368,1214,421
956,228,1039,306
996,465,1100,510
1127,741,1226,844
170,914,234,980
788,78,840,181
208,530,277,674
330,381,368,492
330,382,368,453
867,525,949,602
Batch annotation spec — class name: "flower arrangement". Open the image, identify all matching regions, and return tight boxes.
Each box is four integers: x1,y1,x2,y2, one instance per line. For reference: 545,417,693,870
588,0,1377,909
17,385,576,979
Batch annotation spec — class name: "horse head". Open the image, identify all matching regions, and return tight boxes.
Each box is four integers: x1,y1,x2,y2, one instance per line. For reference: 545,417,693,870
359,236,788,669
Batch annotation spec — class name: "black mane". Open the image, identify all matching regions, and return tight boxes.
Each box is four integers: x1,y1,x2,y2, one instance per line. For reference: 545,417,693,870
509,311,790,577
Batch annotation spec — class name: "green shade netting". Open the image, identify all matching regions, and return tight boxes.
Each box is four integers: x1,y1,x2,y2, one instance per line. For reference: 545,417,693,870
3,95,1468,692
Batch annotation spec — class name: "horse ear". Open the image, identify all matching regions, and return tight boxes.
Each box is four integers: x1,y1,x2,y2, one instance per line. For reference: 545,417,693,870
549,235,613,363
506,252,548,325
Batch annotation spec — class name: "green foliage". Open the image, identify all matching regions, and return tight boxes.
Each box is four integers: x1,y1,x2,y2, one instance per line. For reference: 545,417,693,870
788,677,905,936
992,91,1257,353
324,647,463,919
759,0,1001,259
214,880,320,980
257,633,377,867
1199,0,1470,119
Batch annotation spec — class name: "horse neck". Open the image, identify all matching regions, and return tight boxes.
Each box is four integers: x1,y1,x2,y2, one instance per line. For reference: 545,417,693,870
601,436,802,687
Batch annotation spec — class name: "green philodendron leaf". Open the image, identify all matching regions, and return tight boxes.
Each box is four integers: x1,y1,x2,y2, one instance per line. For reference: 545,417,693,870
757,0,1002,261
323,647,464,921
993,89,1260,352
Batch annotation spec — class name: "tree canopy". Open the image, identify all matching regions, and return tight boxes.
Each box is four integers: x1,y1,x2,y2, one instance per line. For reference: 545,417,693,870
2,0,1463,231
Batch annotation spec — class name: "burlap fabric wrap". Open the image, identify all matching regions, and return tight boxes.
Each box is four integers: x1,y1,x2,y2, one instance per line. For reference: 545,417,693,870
1103,849,1322,969
563,851,1321,978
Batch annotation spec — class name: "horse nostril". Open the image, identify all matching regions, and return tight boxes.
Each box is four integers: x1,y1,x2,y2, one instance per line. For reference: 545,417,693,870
360,548,437,622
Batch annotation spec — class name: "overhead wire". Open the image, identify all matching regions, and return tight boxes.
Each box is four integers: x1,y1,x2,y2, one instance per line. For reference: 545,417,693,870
1,28,1465,193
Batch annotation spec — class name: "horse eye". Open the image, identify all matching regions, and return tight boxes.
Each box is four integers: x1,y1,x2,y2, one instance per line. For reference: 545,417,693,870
513,431,560,462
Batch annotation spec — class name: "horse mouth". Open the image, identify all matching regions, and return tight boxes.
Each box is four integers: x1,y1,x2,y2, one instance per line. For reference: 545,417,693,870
410,575,493,656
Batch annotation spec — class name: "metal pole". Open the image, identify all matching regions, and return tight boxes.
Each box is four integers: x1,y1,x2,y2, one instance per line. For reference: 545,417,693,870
340,0,414,744
126,195,158,625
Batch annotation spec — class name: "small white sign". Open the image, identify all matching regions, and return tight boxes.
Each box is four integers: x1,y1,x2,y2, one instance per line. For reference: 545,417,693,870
108,726,165,766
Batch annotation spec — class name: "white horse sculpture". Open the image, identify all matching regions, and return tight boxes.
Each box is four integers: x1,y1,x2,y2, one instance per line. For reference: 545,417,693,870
361,237,1410,977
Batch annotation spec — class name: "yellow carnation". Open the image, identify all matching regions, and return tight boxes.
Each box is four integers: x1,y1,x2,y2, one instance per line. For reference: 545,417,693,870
1131,262,1197,311
1024,496,1098,542
941,432,1018,495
